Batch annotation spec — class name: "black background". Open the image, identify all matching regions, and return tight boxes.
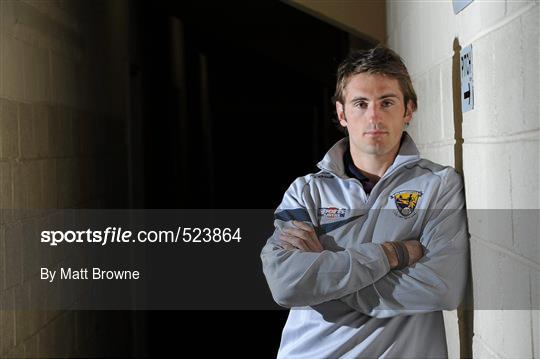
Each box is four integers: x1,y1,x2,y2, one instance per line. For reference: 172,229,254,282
127,0,371,356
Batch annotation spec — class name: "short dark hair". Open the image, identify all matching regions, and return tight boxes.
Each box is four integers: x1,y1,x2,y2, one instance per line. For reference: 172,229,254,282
332,45,418,133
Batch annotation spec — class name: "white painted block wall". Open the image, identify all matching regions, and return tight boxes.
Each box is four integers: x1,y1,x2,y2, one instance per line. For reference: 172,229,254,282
387,0,539,357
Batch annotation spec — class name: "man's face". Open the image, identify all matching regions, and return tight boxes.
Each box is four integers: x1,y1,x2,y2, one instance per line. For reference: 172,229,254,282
336,72,413,159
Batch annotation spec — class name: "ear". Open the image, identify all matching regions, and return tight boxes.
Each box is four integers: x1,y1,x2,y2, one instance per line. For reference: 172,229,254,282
336,101,347,128
404,100,414,124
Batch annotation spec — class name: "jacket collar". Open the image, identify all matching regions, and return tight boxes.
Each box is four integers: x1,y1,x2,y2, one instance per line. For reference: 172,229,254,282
316,132,420,179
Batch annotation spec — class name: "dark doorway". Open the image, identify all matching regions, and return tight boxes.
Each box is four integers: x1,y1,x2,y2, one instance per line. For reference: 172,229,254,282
133,0,373,356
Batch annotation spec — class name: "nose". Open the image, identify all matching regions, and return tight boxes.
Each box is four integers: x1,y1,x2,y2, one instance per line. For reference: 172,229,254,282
367,103,381,124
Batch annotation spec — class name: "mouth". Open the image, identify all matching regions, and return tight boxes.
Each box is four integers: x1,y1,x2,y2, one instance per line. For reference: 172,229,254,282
364,130,388,137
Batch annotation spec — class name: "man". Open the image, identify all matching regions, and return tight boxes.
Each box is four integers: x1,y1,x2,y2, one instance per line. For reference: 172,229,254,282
260,46,469,358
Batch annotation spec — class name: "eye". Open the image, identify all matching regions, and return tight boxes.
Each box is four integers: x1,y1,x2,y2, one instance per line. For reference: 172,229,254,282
382,100,394,108
355,101,368,109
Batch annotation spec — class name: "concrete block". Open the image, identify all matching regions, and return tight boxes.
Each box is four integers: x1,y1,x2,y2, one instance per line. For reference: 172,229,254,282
470,238,503,309
512,209,540,264
32,104,50,158
396,14,417,77
387,0,414,42
41,159,57,209
9,0,77,55
457,0,506,44
0,98,19,159
387,0,397,43
499,253,533,310
509,139,539,209
14,285,33,346
463,142,512,209
499,310,533,358
19,102,38,159
4,224,22,289
48,106,73,157
37,317,58,358
46,106,60,157
22,219,40,281
404,7,425,77
531,269,539,311
411,73,427,141
59,107,74,157
521,5,539,133
420,1,458,66
443,310,460,359
421,66,444,143
50,51,80,108
473,310,504,356
0,162,12,223
23,335,38,358
1,288,16,352
491,17,527,136
27,161,41,209
56,158,77,208
506,0,536,17
5,343,24,358
463,20,524,138
0,34,25,101
440,58,456,142
28,274,52,327
0,0,18,36
23,43,49,103
0,226,4,294
12,161,42,211
418,144,454,168
11,164,24,212
468,207,513,252
533,308,539,359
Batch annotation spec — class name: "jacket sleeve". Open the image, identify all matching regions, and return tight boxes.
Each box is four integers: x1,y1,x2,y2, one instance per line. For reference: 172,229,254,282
339,169,470,318
260,176,391,308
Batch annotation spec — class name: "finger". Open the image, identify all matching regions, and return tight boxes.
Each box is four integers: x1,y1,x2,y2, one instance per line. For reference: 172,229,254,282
293,222,323,252
280,242,296,251
289,222,323,252
283,227,313,242
292,220,317,234
280,234,310,251
311,238,323,252
282,229,319,252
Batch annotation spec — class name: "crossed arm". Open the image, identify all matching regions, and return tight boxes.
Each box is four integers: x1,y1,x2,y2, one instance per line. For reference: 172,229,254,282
280,220,424,270
260,172,469,317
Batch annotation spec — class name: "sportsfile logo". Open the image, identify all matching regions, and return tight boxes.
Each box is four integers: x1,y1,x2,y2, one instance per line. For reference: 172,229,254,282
318,207,346,219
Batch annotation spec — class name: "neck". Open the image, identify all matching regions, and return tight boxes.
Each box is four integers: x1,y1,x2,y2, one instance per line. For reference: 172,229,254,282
349,144,400,182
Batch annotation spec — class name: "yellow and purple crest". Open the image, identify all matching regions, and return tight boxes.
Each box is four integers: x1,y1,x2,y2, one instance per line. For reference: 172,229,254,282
390,190,423,217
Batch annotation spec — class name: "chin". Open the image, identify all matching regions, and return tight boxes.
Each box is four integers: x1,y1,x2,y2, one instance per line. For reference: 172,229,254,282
361,145,387,156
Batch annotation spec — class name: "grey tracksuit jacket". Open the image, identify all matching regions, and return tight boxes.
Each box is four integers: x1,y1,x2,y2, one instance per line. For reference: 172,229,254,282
261,132,469,358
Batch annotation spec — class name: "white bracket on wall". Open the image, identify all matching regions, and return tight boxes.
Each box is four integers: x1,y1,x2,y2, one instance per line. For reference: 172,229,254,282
460,44,474,113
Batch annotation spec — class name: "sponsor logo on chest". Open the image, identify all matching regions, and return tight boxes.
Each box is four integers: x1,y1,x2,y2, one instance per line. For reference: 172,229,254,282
318,207,346,219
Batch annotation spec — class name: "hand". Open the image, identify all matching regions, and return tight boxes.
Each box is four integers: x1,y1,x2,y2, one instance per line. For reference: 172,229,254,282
381,240,424,269
403,240,424,265
279,220,323,252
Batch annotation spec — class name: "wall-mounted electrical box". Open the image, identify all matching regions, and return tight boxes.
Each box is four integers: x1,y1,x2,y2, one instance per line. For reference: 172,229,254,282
453,0,473,14
460,44,474,113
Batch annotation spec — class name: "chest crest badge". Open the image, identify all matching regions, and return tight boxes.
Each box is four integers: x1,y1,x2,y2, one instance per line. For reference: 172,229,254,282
390,190,423,218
